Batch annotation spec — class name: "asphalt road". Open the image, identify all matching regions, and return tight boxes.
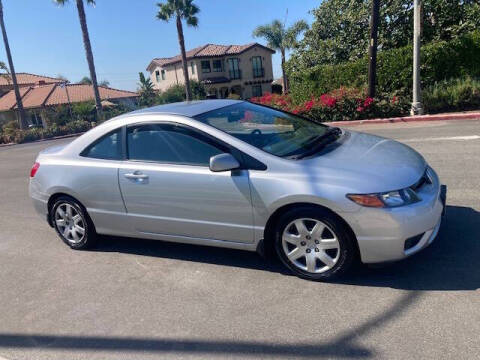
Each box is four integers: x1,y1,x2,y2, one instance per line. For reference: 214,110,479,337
0,120,479,360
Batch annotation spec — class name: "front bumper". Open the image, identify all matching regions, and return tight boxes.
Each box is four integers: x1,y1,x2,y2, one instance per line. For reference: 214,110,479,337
346,177,446,264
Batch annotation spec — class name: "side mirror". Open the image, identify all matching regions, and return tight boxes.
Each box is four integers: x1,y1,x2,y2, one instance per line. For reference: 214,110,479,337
209,153,240,172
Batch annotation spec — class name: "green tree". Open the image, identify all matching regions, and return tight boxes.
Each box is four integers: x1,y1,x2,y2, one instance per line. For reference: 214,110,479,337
79,76,92,85
53,0,103,119
137,72,157,107
291,0,480,69
253,19,308,93
0,1,28,129
156,0,199,101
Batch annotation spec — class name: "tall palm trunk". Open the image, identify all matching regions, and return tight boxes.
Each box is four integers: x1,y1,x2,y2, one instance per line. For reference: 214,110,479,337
75,0,102,119
280,48,288,94
0,0,28,129
176,14,192,101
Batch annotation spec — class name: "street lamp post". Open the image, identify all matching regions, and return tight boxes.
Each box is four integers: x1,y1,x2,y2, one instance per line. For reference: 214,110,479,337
411,0,424,115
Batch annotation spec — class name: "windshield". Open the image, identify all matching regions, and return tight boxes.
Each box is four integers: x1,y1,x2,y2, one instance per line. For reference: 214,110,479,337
194,102,335,158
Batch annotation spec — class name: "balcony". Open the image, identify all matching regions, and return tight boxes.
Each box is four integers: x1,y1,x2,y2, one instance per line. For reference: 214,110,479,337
253,68,265,78
229,69,242,80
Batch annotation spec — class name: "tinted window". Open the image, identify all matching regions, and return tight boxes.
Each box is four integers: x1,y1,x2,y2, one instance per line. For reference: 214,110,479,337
127,124,223,166
82,128,123,160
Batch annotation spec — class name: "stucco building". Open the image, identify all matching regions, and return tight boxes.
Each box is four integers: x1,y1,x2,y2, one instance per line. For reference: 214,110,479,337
147,43,275,99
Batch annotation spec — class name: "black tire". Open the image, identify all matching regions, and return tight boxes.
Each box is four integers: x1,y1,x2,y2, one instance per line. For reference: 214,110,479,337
274,206,356,281
50,196,97,250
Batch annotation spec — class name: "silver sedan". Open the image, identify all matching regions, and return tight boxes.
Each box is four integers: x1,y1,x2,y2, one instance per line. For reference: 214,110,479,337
29,100,446,280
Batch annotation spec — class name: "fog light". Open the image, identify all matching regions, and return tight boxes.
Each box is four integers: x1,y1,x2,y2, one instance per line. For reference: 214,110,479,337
404,233,424,250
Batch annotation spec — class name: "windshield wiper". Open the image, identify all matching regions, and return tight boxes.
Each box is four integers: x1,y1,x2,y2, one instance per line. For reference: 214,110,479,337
293,127,342,160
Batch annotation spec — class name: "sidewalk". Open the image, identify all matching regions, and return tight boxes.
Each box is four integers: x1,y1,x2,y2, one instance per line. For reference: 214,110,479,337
326,110,480,126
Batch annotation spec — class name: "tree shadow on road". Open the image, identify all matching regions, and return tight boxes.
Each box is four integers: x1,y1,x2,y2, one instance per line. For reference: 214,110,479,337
93,205,479,291
0,292,420,358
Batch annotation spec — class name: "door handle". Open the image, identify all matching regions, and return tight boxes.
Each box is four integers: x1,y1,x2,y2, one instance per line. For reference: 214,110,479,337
124,171,149,181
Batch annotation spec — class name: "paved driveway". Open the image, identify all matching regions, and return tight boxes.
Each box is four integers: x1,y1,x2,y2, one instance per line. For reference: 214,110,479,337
0,120,479,359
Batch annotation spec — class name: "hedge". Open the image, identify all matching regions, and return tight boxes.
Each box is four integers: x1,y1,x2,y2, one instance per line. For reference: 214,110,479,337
288,31,480,103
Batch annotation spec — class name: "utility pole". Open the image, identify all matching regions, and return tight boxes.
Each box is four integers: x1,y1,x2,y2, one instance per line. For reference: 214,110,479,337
411,0,424,115
367,0,380,98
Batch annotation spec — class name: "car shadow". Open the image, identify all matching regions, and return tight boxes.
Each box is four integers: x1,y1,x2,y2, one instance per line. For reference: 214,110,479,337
93,205,479,291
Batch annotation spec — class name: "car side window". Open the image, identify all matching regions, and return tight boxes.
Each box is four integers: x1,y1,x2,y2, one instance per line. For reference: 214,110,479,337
81,128,123,160
127,123,225,166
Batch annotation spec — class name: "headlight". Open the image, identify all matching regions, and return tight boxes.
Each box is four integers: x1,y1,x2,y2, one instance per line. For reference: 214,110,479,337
347,188,420,208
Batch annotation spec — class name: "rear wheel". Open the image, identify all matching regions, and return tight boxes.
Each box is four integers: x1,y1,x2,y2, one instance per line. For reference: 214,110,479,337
51,196,96,249
274,206,356,281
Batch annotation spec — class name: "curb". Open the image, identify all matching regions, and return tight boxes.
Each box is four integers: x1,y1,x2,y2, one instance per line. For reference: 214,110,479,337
325,112,480,126
0,132,85,148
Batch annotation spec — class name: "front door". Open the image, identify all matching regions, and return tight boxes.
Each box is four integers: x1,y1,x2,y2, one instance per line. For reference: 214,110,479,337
118,122,254,244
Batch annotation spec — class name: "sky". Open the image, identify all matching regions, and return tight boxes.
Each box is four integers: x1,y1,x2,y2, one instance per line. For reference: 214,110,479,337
2,0,320,91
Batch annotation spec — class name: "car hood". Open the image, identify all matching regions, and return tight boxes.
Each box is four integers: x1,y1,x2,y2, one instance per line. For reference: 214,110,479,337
302,130,427,193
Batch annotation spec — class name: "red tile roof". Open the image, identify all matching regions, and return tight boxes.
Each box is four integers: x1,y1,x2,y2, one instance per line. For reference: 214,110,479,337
45,84,138,106
147,43,275,71
0,84,138,111
21,84,57,109
0,87,31,111
0,73,64,87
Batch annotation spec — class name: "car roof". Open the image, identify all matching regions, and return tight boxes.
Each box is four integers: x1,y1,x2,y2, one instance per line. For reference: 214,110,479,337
126,99,243,118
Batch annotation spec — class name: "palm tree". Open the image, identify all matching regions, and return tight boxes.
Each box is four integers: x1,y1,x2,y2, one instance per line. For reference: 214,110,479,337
156,0,199,101
53,0,103,119
138,72,157,107
253,19,308,94
0,0,28,129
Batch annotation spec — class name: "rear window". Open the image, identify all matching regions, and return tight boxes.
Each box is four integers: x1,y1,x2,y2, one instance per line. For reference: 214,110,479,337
81,128,123,160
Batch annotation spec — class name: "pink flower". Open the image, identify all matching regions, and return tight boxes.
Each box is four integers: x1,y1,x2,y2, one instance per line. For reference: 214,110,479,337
320,94,337,108
304,99,314,111
357,106,364,112
363,97,374,108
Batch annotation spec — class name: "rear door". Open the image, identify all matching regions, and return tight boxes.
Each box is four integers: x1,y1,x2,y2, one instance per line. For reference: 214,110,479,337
118,122,255,244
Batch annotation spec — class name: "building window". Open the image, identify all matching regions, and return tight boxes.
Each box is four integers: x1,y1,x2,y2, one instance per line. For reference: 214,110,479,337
191,62,195,74
201,60,211,73
213,60,223,72
227,58,241,79
252,85,262,97
155,70,160,82
252,56,264,78
161,69,166,80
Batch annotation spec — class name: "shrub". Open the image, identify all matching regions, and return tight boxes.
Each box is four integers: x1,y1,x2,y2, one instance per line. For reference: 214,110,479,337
423,77,480,113
0,120,91,144
72,101,96,122
158,80,207,104
287,31,480,103
251,89,409,122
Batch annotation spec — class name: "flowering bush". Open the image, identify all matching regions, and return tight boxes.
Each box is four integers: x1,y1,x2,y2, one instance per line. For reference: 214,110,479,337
251,88,409,122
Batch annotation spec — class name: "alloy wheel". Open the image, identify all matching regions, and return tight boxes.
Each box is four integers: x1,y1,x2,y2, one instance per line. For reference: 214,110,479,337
54,203,86,244
281,218,340,274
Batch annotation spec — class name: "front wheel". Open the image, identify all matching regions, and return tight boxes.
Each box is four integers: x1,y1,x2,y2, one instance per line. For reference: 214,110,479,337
51,196,97,250
274,206,356,281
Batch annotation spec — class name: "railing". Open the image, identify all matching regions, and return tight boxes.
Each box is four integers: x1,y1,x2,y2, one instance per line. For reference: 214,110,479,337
229,69,242,80
253,68,265,78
